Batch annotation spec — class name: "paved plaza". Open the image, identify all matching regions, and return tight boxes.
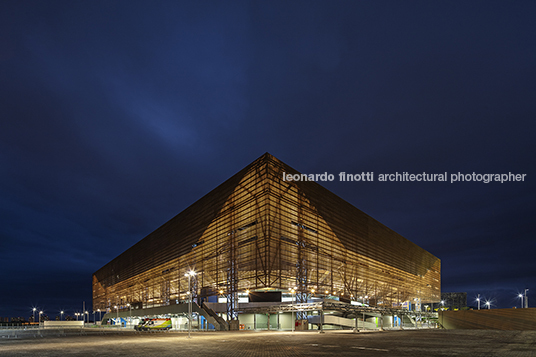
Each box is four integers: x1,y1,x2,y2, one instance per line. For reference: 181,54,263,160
1,329,535,356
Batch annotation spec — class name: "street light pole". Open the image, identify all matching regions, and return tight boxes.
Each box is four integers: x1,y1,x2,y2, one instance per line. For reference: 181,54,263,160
32,308,36,324
477,294,480,310
185,270,196,339
61,311,64,321
291,288,296,332
127,303,132,327
524,289,529,308
188,274,191,338
115,305,119,327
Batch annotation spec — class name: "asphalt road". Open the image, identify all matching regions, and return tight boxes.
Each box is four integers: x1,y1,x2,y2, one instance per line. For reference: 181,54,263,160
1,329,535,356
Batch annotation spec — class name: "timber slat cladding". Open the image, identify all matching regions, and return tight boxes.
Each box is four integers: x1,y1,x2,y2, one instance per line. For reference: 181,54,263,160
93,153,440,312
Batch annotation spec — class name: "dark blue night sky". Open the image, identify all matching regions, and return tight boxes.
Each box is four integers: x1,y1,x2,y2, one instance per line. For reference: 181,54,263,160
1,0,535,319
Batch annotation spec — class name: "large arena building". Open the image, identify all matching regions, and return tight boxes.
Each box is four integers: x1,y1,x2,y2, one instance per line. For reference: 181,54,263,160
93,153,440,330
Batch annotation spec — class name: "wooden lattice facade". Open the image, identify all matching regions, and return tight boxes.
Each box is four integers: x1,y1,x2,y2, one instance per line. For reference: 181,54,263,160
93,153,440,318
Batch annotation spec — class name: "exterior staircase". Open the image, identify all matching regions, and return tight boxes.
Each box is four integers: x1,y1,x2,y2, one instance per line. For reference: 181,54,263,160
200,303,229,331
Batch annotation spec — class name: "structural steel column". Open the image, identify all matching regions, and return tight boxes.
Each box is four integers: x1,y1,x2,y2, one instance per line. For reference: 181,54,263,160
227,204,238,321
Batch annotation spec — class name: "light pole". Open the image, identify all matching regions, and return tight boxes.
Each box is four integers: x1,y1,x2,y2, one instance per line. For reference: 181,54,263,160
98,309,101,322
85,311,88,324
440,300,445,311
32,308,36,323
519,294,524,308
39,311,43,324
524,289,529,308
127,303,132,327
476,294,481,310
485,301,491,309
185,270,196,339
290,287,296,332
61,311,64,321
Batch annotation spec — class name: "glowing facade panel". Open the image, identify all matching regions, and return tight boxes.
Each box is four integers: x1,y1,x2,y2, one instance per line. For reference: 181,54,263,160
93,154,440,315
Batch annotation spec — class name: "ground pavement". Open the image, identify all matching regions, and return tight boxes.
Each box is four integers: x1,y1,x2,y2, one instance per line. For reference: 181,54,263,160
1,329,535,356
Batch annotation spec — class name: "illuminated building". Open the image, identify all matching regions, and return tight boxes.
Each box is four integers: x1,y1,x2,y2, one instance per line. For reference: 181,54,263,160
93,153,440,326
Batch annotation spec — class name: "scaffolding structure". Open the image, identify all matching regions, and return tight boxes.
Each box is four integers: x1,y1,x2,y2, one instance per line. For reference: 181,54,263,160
93,153,440,320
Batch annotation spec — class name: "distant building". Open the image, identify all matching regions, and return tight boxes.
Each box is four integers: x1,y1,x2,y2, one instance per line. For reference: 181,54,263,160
441,292,467,310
